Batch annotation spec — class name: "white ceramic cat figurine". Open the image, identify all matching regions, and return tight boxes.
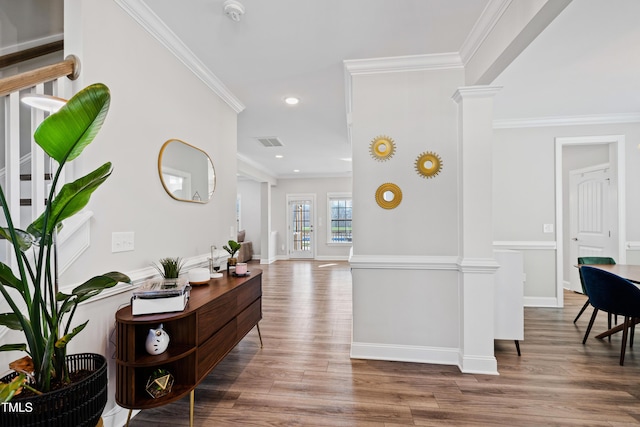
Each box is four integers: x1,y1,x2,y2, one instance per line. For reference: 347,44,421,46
145,323,170,355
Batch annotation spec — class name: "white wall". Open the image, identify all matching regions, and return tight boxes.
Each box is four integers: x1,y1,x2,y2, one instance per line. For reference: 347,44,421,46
493,122,640,302
351,69,461,257
62,0,238,281
0,1,240,425
349,66,465,366
271,176,352,260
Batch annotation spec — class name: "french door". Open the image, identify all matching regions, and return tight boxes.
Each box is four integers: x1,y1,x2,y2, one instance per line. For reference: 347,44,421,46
287,195,315,259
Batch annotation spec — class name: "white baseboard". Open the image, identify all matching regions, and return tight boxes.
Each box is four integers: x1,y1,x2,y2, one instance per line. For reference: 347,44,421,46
102,405,139,427
524,296,560,307
458,353,499,375
264,255,350,262
315,255,350,261
260,256,279,264
350,341,459,367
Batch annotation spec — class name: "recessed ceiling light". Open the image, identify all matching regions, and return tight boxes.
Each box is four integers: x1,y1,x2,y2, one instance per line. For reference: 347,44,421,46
293,169,300,173
284,97,299,105
340,157,352,162
275,154,283,158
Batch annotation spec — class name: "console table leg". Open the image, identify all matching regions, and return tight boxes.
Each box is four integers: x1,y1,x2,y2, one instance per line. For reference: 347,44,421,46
190,390,195,427
256,323,263,348
125,409,133,427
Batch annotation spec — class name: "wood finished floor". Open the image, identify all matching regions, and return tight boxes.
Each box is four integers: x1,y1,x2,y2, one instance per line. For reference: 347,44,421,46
128,260,640,426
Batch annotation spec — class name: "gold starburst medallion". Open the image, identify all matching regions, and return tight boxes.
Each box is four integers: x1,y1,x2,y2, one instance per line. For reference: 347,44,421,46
415,151,442,179
369,136,396,161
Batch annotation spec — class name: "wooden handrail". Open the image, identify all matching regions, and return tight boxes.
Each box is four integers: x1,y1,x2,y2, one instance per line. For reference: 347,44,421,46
0,40,64,69
0,55,79,97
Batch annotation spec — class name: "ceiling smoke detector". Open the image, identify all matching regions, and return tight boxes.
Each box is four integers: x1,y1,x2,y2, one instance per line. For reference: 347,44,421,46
223,0,245,22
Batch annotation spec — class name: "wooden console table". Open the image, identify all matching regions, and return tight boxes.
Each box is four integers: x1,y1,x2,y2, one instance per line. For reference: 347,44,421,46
115,269,262,426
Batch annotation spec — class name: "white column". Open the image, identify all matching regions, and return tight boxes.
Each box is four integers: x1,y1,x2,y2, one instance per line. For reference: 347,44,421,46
260,182,272,264
452,86,501,374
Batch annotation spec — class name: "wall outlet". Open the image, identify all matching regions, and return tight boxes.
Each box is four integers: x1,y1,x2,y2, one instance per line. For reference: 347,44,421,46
112,231,134,253
543,224,554,233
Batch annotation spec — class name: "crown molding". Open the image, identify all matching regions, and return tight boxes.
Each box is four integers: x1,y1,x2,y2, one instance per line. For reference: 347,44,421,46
493,113,640,129
459,0,512,65
343,53,463,147
236,153,278,183
344,53,463,76
115,0,245,113
452,85,502,103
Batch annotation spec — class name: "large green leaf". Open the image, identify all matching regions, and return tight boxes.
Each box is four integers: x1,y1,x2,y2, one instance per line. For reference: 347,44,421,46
33,83,110,163
0,374,26,402
0,344,27,353
27,162,112,240
55,321,88,349
0,313,25,331
57,272,130,309
0,228,34,252
0,263,25,292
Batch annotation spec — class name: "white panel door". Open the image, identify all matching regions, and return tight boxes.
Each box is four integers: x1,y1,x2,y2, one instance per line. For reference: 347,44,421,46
568,165,615,292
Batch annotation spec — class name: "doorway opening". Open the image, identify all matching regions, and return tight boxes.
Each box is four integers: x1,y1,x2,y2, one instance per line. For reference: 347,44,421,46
555,135,626,307
286,194,315,259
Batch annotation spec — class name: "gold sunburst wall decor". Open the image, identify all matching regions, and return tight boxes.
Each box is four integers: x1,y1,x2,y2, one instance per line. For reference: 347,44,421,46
415,151,443,179
375,183,402,209
369,135,396,161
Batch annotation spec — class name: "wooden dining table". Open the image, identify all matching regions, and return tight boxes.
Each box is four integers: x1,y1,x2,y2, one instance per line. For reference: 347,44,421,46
580,264,640,284
577,263,640,338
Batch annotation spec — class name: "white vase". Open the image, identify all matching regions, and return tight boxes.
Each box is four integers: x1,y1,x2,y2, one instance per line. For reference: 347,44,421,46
145,323,170,355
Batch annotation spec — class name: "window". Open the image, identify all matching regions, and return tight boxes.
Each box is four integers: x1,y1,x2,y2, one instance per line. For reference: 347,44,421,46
327,193,352,244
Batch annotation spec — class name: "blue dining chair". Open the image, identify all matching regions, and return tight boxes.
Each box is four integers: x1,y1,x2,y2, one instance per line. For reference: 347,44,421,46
575,257,617,334
580,266,640,365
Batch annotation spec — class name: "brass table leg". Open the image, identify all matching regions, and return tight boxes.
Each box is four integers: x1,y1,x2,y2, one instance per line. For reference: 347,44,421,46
190,389,194,427
256,323,263,348
125,409,133,427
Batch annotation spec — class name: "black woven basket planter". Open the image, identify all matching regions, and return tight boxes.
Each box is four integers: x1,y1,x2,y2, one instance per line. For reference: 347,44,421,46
0,353,108,427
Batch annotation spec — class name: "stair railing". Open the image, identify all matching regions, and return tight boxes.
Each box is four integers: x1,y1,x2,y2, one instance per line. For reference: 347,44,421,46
0,54,80,267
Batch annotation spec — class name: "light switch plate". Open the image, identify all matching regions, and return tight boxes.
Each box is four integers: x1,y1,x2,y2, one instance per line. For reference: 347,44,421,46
112,231,134,253
543,224,554,233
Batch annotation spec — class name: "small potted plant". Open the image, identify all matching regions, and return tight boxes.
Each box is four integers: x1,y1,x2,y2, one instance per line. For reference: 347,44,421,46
223,240,242,267
153,257,185,284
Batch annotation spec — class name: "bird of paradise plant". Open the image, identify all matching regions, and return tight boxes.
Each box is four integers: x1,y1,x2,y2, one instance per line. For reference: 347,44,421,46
0,83,130,399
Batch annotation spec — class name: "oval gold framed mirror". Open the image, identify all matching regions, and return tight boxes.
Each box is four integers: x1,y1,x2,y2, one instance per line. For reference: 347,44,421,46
158,139,216,203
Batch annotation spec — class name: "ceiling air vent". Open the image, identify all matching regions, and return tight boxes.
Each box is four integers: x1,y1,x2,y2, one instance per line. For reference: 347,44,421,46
256,137,284,147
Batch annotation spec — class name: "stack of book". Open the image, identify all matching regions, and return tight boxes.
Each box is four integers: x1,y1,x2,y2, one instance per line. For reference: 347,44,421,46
132,279,190,316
